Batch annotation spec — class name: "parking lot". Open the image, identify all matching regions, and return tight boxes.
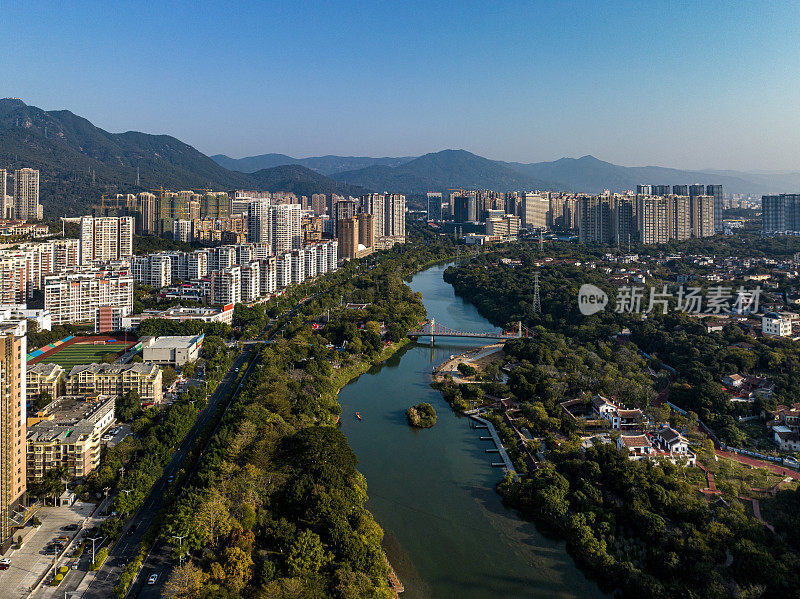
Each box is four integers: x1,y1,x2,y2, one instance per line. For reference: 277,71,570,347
104,423,131,448
0,501,95,598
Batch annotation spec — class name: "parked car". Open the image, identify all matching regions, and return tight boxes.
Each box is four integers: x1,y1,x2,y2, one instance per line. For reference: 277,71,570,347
148,573,159,585
0,558,11,570
102,434,113,442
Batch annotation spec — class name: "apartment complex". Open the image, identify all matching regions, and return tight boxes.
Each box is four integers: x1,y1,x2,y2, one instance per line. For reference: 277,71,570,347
44,271,134,325
26,395,115,485
12,168,42,221
762,194,800,234
26,362,65,404
0,319,26,553
65,362,162,406
79,216,134,265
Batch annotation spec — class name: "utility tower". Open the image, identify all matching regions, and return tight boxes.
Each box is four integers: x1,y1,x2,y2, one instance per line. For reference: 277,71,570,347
532,270,542,314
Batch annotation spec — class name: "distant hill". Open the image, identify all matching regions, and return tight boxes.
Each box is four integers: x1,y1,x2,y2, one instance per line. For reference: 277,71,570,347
332,149,565,193
212,153,414,175
502,155,790,196
0,99,369,217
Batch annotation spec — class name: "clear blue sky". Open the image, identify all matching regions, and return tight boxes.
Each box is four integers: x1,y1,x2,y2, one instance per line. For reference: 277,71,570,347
3,1,800,170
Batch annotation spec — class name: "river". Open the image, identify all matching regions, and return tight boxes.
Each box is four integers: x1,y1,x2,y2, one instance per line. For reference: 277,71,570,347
338,263,603,599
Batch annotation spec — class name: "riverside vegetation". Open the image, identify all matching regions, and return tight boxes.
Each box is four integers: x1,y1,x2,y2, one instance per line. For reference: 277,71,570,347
436,242,800,598
154,230,458,598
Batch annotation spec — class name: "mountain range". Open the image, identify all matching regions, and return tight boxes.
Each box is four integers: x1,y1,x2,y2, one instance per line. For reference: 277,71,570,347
2,98,798,220
220,151,800,198
0,98,368,217
211,153,413,175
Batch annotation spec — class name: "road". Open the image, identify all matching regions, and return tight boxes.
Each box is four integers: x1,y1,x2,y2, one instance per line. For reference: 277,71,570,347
79,350,252,599
129,352,261,598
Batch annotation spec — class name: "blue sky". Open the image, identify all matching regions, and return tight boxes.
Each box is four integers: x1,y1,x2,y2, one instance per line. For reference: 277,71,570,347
3,1,800,170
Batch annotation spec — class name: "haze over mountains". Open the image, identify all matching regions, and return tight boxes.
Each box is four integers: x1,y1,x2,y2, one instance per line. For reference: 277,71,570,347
219,150,800,198
2,98,799,219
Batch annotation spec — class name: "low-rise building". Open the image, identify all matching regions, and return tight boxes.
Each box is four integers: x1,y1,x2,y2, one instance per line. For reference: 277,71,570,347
592,395,645,430
762,312,793,337
65,363,162,406
773,425,800,451
26,395,115,483
616,434,654,461
26,362,64,404
121,304,234,330
141,334,203,366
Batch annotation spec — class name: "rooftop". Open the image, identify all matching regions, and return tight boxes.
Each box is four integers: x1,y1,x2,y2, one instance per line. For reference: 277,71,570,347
146,335,204,349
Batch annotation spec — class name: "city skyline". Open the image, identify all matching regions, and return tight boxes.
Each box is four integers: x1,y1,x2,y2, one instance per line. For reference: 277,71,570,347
3,2,800,171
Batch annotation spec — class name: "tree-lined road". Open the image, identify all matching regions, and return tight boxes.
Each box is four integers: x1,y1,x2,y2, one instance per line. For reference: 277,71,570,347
80,350,252,599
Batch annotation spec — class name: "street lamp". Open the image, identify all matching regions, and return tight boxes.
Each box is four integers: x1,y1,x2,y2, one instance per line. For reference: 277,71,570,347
170,534,187,566
87,535,101,565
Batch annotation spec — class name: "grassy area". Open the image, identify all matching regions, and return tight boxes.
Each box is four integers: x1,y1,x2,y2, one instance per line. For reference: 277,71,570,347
36,343,128,369
704,455,787,495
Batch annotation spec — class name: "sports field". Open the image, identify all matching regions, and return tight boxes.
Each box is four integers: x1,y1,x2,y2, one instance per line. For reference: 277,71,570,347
39,343,127,370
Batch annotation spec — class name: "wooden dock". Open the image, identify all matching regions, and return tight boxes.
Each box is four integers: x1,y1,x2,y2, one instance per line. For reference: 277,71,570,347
468,412,518,478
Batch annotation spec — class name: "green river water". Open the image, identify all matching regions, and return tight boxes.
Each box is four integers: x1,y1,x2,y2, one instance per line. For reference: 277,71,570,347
338,263,604,599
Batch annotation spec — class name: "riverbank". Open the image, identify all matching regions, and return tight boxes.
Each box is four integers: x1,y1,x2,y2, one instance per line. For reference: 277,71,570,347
338,262,605,599
432,342,504,383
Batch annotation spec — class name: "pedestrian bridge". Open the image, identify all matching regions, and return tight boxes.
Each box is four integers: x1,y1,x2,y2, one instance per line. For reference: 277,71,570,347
408,318,532,341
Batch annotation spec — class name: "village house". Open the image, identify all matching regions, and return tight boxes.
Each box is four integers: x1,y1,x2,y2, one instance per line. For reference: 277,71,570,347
616,434,653,461
652,427,697,466
592,395,645,430
772,426,800,451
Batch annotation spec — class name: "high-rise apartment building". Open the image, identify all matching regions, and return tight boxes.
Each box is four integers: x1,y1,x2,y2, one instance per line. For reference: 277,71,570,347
247,198,271,244
706,185,724,233
523,193,549,230
137,192,158,235
426,192,443,222
0,319,26,553
311,194,327,216
578,196,613,243
270,204,301,254
671,195,692,241
636,185,652,195
762,194,800,233
211,266,241,305
79,216,134,265
651,185,671,196
384,194,406,238
13,168,41,221
614,197,635,245
44,272,134,325
672,185,688,196
0,170,9,219
637,196,669,244
688,184,705,199
691,195,715,237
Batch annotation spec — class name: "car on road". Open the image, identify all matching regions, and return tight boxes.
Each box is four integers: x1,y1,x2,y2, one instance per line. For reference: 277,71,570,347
148,573,159,585
62,524,79,531
0,558,10,570
126,524,137,536
70,560,79,570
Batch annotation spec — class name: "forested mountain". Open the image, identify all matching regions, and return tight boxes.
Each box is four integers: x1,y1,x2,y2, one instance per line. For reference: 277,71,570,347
0,99,368,217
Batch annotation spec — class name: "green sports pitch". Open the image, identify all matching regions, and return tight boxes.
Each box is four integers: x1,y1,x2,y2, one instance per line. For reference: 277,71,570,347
37,343,128,370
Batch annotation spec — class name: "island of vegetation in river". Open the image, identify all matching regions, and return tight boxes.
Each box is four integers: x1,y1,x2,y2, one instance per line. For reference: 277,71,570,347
406,402,437,428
